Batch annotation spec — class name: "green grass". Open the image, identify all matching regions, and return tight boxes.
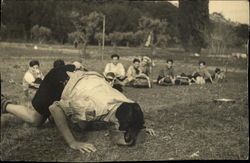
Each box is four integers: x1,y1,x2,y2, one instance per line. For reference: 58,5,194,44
0,42,248,161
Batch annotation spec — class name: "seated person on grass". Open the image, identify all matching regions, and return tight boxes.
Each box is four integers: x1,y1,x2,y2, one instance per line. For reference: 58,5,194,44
22,60,44,98
140,56,152,77
190,61,213,84
104,54,126,92
1,64,155,153
212,68,226,83
157,59,175,86
125,58,151,88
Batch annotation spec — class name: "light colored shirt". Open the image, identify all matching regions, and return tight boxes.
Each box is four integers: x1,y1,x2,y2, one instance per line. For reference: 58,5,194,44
193,67,211,79
104,63,125,78
22,68,44,90
55,71,134,124
23,71,36,84
126,65,141,81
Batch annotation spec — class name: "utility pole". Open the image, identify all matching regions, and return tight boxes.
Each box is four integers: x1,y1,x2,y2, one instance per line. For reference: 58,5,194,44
102,15,105,61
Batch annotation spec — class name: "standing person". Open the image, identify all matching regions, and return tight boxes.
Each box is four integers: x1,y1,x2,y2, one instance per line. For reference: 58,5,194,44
191,61,213,84
22,60,44,98
104,54,126,92
1,68,155,153
157,59,175,86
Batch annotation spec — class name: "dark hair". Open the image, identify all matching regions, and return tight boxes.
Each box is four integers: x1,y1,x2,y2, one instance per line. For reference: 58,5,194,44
53,59,65,68
133,58,140,63
29,60,40,67
215,68,221,73
116,102,145,145
166,59,173,63
199,61,206,65
111,54,120,59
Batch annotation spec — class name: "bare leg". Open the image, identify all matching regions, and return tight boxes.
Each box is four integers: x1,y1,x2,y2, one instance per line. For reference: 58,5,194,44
6,104,47,126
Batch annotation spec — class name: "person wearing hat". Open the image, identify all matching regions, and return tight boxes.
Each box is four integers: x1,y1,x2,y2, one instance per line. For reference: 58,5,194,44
140,56,152,76
22,60,44,99
1,66,155,153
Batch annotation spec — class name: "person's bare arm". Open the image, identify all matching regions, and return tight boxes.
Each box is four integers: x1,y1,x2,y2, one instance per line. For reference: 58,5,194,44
31,83,40,88
49,104,96,153
204,69,213,83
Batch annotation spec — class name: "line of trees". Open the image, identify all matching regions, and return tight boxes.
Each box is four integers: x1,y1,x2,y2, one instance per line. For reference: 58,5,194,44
1,0,178,46
1,0,248,53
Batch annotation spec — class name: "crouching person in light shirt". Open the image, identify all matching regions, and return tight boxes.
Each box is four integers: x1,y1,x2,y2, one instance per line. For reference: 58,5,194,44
22,60,44,99
1,65,155,153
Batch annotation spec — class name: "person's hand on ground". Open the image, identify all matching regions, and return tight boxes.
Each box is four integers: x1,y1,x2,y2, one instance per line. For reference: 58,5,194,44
69,141,97,153
145,128,156,136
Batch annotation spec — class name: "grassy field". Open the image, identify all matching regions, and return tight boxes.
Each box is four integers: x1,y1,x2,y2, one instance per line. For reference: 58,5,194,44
0,42,248,161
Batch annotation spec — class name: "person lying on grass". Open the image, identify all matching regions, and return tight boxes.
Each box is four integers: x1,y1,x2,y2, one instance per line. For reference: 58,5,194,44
1,64,155,153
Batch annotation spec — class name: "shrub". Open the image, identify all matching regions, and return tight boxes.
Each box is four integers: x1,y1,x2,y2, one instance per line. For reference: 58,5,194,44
31,25,52,44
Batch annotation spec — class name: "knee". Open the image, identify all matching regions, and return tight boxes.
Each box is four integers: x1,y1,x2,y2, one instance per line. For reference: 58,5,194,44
30,112,46,127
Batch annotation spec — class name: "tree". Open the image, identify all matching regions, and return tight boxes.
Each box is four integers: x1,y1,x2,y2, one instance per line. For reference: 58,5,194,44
94,32,104,47
234,24,249,48
178,0,209,54
70,11,104,58
2,1,179,43
134,30,147,47
50,1,74,44
122,32,134,47
207,12,249,54
94,32,108,56
31,25,52,44
107,32,124,53
0,24,7,40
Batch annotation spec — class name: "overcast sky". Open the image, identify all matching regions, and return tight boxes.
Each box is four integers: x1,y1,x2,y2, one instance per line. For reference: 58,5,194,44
169,0,249,25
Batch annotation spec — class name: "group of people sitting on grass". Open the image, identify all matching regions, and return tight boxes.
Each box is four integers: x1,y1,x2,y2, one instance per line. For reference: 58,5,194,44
156,59,226,86
103,54,153,92
102,54,226,92
21,54,226,98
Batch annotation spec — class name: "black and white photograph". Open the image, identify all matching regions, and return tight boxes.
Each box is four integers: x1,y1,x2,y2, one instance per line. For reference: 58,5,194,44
0,0,249,161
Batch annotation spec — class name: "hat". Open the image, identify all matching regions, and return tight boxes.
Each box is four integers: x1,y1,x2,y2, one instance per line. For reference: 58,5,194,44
106,72,116,80
72,61,83,70
142,56,151,63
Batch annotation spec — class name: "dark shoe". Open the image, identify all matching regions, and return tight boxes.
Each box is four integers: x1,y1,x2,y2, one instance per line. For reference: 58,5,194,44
1,94,13,114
